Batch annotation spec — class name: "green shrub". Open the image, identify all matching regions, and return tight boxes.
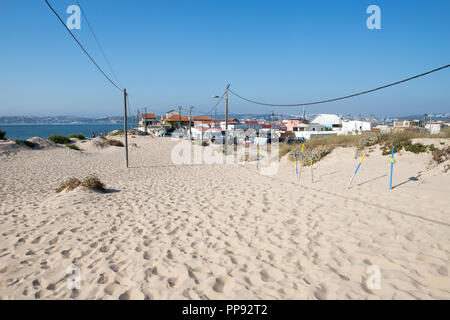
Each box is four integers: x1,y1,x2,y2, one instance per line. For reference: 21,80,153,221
403,141,427,154
0,129,6,140
68,133,85,140
428,144,437,152
65,143,80,150
48,135,72,144
15,140,36,148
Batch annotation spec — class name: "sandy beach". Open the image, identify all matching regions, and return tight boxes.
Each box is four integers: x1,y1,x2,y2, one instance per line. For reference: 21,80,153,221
0,136,449,300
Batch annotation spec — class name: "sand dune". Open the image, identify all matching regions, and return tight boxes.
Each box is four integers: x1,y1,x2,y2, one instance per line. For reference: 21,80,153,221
0,136,448,299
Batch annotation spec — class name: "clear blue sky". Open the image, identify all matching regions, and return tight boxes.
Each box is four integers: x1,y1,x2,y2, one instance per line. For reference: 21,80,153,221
1,0,449,118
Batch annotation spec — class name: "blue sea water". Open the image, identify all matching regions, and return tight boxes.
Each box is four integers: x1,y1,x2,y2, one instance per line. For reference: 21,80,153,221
0,124,127,140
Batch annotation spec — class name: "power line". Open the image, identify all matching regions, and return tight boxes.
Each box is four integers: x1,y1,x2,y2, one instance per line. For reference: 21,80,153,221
44,0,122,92
229,64,450,107
207,90,226,114
75,0,122,87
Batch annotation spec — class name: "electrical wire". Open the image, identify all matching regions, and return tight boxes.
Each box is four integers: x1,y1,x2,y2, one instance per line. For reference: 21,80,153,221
75,0,122,87
228,64,450,107
44,0,122,92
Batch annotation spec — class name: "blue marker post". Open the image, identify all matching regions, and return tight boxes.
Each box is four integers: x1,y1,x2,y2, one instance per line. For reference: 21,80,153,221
347,154,366,190
388,148,396,190
294,148,298,177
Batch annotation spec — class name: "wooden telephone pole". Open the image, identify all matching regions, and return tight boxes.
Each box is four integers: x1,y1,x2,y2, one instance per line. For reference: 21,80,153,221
123,88,129,168
224,84,230,154
178,106,182,130
189,106,192,139
271,110,274,137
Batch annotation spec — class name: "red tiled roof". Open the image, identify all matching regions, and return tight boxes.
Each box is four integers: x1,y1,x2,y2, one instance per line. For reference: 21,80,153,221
142,113,156,119
193,116,211,121
164,115,190,122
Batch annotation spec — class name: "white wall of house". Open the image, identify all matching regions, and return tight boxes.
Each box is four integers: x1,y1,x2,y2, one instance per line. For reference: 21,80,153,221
341,120,372,134
220,123,251,130
294,131,337,140
425,123,443,134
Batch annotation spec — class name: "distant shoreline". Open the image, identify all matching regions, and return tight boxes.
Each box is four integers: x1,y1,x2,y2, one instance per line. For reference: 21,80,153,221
0,123,124,125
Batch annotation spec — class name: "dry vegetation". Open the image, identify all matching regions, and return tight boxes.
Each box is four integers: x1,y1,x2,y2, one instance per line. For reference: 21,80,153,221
104,139,124,147
56,175,105,193
56,177,81,193
281,129,450,166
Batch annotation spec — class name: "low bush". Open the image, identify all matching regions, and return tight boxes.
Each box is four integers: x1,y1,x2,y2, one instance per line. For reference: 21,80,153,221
0,129,6,140
65,143,80,150
432,147,450,164
403,141,427,154
56,175,105,193
56,177,81,193
81,174,105,191
48,135,72,144
104,139,124,147
68,133,85,140
15,140,36,148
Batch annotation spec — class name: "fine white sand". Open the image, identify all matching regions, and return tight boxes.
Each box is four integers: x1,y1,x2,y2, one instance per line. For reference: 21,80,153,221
0,136,448,300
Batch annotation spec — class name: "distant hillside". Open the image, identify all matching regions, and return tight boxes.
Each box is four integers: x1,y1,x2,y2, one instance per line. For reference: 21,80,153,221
0,116,132,124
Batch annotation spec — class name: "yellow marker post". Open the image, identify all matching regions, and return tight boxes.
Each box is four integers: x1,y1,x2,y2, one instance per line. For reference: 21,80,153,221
310,150,313,183
347,154,366,189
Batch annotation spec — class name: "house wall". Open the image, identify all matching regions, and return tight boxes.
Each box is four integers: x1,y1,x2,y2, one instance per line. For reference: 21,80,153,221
294,131,337,140
341,121,372,134
425,124,442,134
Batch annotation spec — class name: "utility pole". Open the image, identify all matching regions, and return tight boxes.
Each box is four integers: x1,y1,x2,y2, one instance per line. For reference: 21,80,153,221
189,106,192,139
271,110,274,138
178,106,182,130
302,106,306,122
144,107,148,134
224,84,230,154
123,88,129,168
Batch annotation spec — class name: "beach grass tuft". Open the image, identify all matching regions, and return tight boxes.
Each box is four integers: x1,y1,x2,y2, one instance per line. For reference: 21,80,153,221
15,140,36,148
68,133,85,140
432,146,450,164
56,177,81,193
48,135,72,145
56,174,105,193
104,139,124,147
65,143,80,150
81,174,105,191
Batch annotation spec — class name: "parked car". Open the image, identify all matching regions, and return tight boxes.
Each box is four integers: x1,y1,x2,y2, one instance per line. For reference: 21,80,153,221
287,137,306,144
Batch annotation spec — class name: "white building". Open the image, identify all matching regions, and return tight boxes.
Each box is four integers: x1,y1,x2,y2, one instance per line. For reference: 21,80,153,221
311,114,342,130
340,120,372,134
425,122,444,134
292,123,336,140
190,127,221,140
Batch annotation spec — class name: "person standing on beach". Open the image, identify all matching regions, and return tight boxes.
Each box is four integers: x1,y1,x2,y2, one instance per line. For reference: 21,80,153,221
92,132,96,138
